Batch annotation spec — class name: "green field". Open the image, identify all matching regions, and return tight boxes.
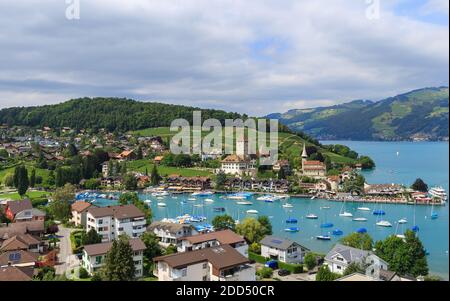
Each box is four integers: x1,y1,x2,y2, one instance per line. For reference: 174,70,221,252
0,163,50,183
0,190,51,200
127,159,212,177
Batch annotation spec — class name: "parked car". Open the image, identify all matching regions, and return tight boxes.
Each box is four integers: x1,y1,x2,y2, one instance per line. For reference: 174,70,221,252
265,260,278,269
278,269,290,276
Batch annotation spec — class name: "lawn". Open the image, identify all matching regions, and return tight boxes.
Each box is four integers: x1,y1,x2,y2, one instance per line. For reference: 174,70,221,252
127,159,212,177
0,162,50,183
0,190,51,200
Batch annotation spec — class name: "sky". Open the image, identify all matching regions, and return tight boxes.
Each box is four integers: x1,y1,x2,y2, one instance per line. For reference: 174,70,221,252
0,0,448,116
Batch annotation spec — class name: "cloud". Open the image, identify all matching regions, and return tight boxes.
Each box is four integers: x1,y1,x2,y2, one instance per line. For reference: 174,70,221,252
0,0,448,116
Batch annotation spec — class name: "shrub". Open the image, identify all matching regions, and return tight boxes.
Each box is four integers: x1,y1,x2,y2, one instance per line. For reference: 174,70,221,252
249,242,261,254
278,261,303,274
257,267,273,279
304,253,317,270
32,197,49,207
78,267,89,279
248,251,268,264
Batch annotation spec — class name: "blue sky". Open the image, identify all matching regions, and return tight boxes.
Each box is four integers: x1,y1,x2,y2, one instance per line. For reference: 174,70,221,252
0,0,448,115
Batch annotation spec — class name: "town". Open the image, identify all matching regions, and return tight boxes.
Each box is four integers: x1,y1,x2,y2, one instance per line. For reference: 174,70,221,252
0,124,446,281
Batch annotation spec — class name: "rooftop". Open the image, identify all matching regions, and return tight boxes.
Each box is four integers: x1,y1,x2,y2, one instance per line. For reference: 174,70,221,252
84,238,146,256
87,204,145,219
260,235,309,251
181,229,245,245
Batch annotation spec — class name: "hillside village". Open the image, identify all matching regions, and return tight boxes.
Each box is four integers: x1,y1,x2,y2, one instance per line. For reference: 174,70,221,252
0,124,440,281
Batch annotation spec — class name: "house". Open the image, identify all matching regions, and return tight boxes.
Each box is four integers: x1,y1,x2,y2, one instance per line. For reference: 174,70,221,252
5,200,34,222
220,154,255,176
336,272,379,281
178,229,248,257
364,183,404,196
86,204,147,242
0,250,39,267
71,201,95,227
0,234,44,253
260,235,310,264
14,208,46,223
154,156,164,165
118,150,137,161
166,175,212,191
82,238,146,278
153,244,255,281
336,270,412,282
324,244,388,275
147,222,197,247
100,177,123,189
301,144,326,178
273,160,291,175
0,265,35,281
0,221,45,240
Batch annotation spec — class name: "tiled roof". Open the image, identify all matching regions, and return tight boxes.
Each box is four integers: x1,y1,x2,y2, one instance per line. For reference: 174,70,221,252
71,201,93,213
260,235,309,251
0,250,39,266
181,229,245,245
0,266,34,281
148,221,193,234
84,238,146,256
87,204,145,219
6,200,33,215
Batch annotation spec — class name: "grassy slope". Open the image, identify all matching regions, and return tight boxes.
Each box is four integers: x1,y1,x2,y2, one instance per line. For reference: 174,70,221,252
0,190,50,200
127,159,212,177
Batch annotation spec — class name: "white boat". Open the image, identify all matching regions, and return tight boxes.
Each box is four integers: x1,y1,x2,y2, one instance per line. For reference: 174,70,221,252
306,214,318,219
191,191,214,197
320,206,331,210
156,197,164,200
144,199,152,204
353,217,368,222
188,198,197,201
152,191,169,197
204,199,214,203
310,196,316,200
396,234,406,239
257,195,273,201
237,201,253,206
376,220,393,227
157,202,167,207
398,218,408,224
246,210,258,214
357,207,371,211
282,204,294,208
339,212,353,217
429,186,447,201
316,235,331,241
194,204,203,208
228,195,247,200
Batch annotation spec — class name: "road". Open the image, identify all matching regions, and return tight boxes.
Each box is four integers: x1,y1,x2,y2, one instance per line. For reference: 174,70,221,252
55,226,80,275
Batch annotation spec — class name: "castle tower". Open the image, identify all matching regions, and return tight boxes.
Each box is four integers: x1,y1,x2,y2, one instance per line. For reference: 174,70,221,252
236,137,248,159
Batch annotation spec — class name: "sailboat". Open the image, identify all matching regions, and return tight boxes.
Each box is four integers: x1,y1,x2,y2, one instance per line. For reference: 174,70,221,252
283,203,294,208
411,200,420,232
376,220,393,227
430,202,438,220
305,200,318,219
357,207,371,211
339,200,353,217
398,218,408,224
353,217,368,222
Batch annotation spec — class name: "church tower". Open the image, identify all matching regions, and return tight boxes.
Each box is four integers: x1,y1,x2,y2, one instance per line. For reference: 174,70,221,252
301,143,308,171
236,137,248,159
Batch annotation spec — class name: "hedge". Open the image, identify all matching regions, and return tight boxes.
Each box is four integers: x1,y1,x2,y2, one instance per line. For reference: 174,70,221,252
248,251,304,274
70,230,85,254
31,197,49,207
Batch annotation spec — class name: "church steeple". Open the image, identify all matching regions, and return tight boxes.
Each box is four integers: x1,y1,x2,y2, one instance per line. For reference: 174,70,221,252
301,143,308,158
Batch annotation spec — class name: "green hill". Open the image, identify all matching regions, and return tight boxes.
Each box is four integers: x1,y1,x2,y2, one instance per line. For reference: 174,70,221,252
266,87,449,141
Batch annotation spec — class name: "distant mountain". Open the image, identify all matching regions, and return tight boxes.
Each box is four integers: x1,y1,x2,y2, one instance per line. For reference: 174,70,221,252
266,87,449,141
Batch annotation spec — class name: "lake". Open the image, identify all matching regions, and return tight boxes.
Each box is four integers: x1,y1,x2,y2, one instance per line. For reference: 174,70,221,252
88,141,449,279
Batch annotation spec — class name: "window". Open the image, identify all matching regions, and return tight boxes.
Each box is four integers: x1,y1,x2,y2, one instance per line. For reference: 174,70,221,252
202,276,207,281
181,268,187,277
202,263,208,269
98,219,103,224
336,265,342,270
95,256,102,264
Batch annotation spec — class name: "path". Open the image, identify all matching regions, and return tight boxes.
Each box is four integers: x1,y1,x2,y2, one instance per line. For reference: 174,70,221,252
55,225,80,275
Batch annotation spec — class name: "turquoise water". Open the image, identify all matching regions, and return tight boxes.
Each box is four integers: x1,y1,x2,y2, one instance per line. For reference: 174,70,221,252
88,141,449,279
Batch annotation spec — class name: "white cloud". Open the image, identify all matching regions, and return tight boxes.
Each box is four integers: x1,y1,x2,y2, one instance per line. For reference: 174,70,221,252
0,0,448,116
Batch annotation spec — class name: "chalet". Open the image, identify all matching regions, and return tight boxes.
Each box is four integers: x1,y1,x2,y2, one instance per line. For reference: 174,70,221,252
0,221,45,240
4,200,41,222
154,156,164,165
147,222,196,247
118,150,137,161
153,244,255,281
100,177,123,189
260,235,309,264
0,234,44,253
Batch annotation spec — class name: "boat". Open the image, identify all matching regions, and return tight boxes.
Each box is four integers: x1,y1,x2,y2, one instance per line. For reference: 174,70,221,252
257,195,274,201
204,199,214,203
152,191,169,197
246,210,258,214
332,229,343,236
156,197,164,200
316,235,331,241
282,203,294,208
286,218,298,224
411,225,420,232
430,202,438,220
157,202,167,207
357,207,371,211
187,198,197,201
339,212,353,217
213,207,225,212
320,206,331,210
373,210,386,216
353,217,368,222
285,227,300,233
310,196,316,200
191,191,214,197
144,199,152,204
356,228,367,234
429,186,447,201
237,201,253,205
306,214,318,219
227,192,253,200
194,204,203,208
320,222,334,228
376,220,393,227
398,218,408,224
396,234,406,239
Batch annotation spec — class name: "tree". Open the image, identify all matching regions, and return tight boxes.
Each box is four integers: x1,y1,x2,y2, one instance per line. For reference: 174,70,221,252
30,168,36,188
164,244,178,255
65,143,78,157
343,262,366,276
212,215,236,231
257,216,273,236
249,242,261,254
102,235,136,281
304,253,317,271
150,165,161,186
215,171,226,190
136,146,143,160
256,267,273,279
235,218,266,244
48,184,76,221
358,156,375,169
278,167,286,180
315,265,340,281
124,174,137,190
3,173,14,187
374,230,428,277
340,233,373,250
140,232,163,260
119,192,139,205
82,229,103,246
13,165,29,196
411,178,428,192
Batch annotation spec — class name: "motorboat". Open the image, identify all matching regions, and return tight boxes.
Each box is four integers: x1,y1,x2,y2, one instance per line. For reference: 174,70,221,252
188,198,197,201
356,228,367,234
246,210,258,214
316,235,331,241
157,202,167,207
284,227,300,232
320,206,331,210
357,207,371,211
398,218,408,224
332,229,343,236
353,217,368,222
191,191,214,197
282,203,294,208
144,199,152,204
320,222,334,228
376,220,393,227
373,210,386,216
152,191,169,197
286,218,298,224
237,201,253,206
194,204,203,208
339,212,353,217
213,207,225,212
306,214,318,219
204,199,214,203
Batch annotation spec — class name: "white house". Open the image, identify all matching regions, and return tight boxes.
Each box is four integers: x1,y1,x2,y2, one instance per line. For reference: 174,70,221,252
147,221,197,247
260,235,310,264
178,229,248,257
86,205,146,242
82,238,146,278
324,244,389,275
70,201,94,227
153,244,255,281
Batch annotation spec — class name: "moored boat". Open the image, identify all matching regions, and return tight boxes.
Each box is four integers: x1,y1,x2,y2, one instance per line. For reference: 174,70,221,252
357,207,371,211
246,209,258,214
282,203,294,208
376,220,393,227
306,214,318,219
316,235,331,241
353,217,368,222
285,227,300,232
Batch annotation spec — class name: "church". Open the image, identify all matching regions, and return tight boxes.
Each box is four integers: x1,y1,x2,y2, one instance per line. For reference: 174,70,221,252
301,143,327,178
